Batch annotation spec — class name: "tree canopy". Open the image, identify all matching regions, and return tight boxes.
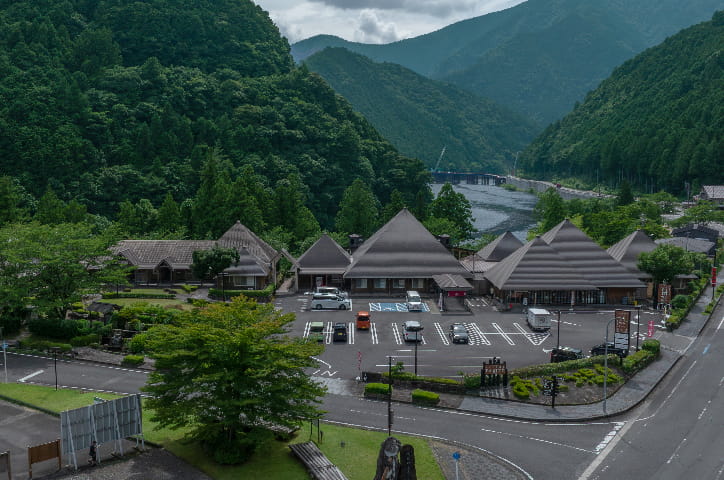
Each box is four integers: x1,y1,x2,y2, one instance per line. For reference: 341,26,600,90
140,296,325,464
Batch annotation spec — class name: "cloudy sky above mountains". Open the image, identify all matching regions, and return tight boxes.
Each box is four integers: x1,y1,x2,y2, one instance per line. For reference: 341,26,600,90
254,0,526,44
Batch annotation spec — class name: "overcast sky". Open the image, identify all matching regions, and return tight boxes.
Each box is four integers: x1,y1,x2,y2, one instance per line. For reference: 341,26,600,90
253,0,527,45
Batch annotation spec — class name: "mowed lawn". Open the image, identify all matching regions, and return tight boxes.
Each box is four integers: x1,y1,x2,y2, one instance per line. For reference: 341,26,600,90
0,384,444,480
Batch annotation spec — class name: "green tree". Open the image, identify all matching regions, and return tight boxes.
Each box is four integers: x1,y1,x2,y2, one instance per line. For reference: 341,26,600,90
530,187,566,237
141,296,325,464
429,183,476,242
617,180,634,206
190,246,240,282
335,178,380,237
381,189,406,224
0,222,127,320
638,244,695,285
156,193,182,234
0,176,21,226
34,187,66,225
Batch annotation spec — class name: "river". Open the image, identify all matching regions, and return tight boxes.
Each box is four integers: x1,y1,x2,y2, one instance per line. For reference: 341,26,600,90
430,183,538,241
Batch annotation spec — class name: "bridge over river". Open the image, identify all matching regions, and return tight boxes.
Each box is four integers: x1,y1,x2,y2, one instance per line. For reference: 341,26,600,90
431,171,507,185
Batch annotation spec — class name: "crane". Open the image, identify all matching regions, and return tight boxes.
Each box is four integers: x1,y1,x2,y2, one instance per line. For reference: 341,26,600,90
434,146,446,172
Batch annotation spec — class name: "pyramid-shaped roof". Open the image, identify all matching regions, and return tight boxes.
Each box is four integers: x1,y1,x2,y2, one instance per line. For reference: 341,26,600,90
607,230,656,276
541,220,645,288
113,240,215,269
296,234,351,275
217,221,279,264
484,237,597,291
477,231,524,262
345,208,470,279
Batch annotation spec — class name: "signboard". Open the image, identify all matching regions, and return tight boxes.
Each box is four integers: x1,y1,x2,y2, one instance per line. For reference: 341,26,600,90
483,363,507,375
614,310,631,351
647,319,655,337
447,290,466,297
658,284,671,304
712,267,717,287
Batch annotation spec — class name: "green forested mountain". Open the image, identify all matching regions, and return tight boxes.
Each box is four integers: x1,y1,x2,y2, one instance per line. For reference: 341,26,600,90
292,0,721,127
303,48,536,172
519,12,724,195
0,0,428,235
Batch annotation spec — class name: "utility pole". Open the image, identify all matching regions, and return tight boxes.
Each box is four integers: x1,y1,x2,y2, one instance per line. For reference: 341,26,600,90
387,356,394,436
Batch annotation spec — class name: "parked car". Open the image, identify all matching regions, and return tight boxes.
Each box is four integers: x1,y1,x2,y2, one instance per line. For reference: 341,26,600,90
550,346,584,363
405,291,423,311
308,321,324,342
590,342,628,358
311,293,351,310
402,320,423,342
355,311,371,330
315,286,348,298
448,323,469,344
333,323,348,342
526,308,552,331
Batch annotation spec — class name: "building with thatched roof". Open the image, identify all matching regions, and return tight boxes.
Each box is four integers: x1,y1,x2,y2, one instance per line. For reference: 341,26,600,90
460,231,523,294
607,230,656,278
112,221,281,288
293,234,351,291
343,209,472,295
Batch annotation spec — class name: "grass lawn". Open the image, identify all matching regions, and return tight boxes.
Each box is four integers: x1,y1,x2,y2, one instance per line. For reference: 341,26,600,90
0,384,445,479
98,297,194,310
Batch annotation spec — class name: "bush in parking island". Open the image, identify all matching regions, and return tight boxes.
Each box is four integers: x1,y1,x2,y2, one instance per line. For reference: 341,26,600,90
121,354,145,366
622,349,655,374
411,389,439,405
641,339,661,356
364,383,391,397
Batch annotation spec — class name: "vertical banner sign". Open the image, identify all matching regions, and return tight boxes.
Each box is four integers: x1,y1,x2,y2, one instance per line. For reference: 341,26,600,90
658,284,671,305
614,310,631,351
712,267,717,287
647,319,655,337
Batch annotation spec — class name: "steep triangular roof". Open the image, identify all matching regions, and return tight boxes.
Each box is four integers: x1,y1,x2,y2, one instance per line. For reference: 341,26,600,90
223,247,269,276
296,234,351,274
607,230,656,277
217,221,279,264
345,208,470,278
484,237,597,291
541,220,645,288
477,231,524,262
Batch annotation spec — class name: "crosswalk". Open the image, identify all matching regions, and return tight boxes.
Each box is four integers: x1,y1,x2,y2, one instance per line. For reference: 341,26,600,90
303,321,551,346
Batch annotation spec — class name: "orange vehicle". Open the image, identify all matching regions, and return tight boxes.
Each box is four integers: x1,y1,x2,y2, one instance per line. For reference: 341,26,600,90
355,311,371,330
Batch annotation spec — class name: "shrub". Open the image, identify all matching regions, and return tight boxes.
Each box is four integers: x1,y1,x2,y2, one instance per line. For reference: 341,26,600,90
464,374,481,389
180,284,197,294
411,389,439,405
641,339,660,356
70,334,100,347
512,382,530,399
102,292,175,299
28,317,85,340
126,333,148,354
364,383,391,396
121,354,145,366
671,295,690,309
622,349,655,374
18,338,72,353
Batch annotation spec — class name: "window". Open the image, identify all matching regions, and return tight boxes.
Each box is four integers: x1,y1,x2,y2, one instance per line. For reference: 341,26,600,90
412,278,424,289
233,276,255,287
392,279,405,289
355,278,368,289
373,278,386,289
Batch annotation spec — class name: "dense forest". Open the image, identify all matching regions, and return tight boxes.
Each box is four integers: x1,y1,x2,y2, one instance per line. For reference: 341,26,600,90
519,12,724,195
303,47,536,172
0,0,430,241
292,0,721,127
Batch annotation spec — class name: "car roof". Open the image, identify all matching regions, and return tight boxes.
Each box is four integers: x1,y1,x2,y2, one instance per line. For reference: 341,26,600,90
334,322,346,327
404,320,421,327
451,323,466,329
357,311,370,316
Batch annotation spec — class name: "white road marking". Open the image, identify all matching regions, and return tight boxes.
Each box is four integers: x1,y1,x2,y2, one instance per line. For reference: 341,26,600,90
370,322,379,344
18,370,44,382
467,322,490,345
593,422,625,453
492,323,515,345
433,323,450,345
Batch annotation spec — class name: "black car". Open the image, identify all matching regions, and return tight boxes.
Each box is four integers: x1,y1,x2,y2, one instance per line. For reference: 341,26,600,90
550,346,584,363
333,323,348,342
590,342,628,358
448,323,470,344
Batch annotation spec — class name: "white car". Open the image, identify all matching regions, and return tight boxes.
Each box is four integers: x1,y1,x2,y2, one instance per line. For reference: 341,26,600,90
405,291,423,311
311,293,351,310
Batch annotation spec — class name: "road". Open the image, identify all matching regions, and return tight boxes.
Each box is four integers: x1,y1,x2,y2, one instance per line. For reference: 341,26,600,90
581,311,724,480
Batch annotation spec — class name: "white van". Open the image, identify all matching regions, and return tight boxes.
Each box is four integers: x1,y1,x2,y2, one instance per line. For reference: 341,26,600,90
406,291,423,311
311,293,351,310
315,286,348,298
527,308,552,331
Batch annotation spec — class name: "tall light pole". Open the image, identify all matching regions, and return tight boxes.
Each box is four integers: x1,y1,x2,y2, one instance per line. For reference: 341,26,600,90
387,356,394,436
603,317,615,413
51,347,60,390
1,327,7,384
556,310,561,349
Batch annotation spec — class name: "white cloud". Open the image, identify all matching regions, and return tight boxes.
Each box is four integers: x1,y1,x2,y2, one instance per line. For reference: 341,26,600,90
255,0,527,44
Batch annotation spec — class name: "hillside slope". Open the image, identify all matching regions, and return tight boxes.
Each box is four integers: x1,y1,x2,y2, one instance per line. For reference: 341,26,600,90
304,48,537,172
519,12,724,195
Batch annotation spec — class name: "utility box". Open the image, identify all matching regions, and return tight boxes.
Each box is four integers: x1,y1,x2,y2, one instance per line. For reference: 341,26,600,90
526,308,552,331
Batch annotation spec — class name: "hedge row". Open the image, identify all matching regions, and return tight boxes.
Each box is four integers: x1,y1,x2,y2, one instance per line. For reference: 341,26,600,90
209,284,275,300
364,383,391,396
121,354,145,367
666,275,709,330
102,292,176,299
411,389,439,405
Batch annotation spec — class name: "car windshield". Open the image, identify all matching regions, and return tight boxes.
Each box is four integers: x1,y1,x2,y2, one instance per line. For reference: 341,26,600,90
452,325,466,333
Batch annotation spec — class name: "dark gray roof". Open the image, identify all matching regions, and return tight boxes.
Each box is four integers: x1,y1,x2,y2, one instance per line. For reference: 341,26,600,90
484,237,597,291
701,185,724,200
113,240,215,269
296,234,351,275
459,255,498,273
476,231,523,262
432,274,472,290
217,221,279,264
655,237,716,255
223,247,269,276
607,230,656,277
344,208,471,279
540,220,646,288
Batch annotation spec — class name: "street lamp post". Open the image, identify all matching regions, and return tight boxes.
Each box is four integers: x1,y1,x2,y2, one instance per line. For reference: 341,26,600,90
414,337,418,376
557,310,561,349
636,306,641,351
51,347,60,390
387,356,394,436
603,317,615,413
1,326,7,384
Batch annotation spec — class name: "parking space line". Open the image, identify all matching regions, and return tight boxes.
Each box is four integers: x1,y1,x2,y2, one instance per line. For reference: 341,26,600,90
492,323,515,345
513,322,550,346
348,322,354,345
392,323,402,344
468,322,491,345
325,321,333,344
370,322,379,344
433,323,450,345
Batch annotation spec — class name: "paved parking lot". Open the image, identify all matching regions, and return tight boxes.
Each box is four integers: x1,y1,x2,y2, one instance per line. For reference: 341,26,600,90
277,295,668,380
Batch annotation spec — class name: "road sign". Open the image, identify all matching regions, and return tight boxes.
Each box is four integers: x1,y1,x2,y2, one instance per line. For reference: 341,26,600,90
1,342,7,351
452,451,460,460
648,320,655,337
712,267,717,287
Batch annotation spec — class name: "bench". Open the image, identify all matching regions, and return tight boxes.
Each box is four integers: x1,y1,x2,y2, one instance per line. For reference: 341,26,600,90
289,442,348,480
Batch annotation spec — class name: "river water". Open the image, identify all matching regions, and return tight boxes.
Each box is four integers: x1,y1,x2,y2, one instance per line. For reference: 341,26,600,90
431,183,538,241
